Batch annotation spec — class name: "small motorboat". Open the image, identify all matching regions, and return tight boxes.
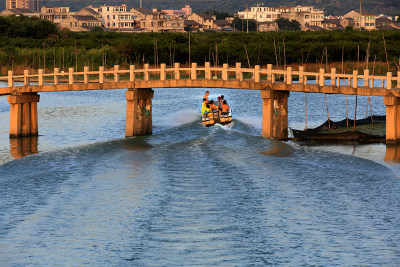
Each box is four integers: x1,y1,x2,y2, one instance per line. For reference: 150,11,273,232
202,112,232,127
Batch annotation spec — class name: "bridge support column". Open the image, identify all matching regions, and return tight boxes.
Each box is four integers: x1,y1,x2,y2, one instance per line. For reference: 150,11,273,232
8,93,40,138
384,96,400,144
125,88,154,137
261,89,289,140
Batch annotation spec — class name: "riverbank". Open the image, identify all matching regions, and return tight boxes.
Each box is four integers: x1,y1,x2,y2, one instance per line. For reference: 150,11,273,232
1,30,400,76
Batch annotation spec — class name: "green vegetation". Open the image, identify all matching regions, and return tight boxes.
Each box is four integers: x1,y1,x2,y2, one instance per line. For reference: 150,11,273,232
275,18,301,31
1,16,400,76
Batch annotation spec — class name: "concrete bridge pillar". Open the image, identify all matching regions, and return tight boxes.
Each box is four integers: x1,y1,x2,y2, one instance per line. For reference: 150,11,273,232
8,93,40,138
384,96,400,144
125,88,154,137
261,88,289,140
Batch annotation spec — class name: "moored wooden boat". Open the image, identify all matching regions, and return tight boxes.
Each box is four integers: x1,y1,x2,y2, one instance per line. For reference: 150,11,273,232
292,115,386,143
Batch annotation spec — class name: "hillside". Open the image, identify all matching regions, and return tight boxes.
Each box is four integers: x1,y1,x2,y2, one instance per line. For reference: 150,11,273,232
1,0,400,16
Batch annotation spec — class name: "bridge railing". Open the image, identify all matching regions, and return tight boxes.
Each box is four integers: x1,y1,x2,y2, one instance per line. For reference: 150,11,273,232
1,63,399,90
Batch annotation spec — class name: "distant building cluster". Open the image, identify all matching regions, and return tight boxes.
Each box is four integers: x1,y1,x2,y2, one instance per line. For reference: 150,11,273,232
1,1,400,32
1,1,234,32
238,4,400,31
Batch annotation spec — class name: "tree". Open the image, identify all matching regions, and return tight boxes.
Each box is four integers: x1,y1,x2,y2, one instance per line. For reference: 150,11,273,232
345,25,354,31
231,17,257,32
275,18,301,31
204,10,231,20
90,26,104,33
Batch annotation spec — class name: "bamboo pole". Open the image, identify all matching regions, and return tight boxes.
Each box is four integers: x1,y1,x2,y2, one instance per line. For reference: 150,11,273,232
283,37,286,69
346,95,349,128
305,92,308,131
244,44,250,68
274,39,279,68
354,95,358,131
188,30,191,66
325,94,331,130
383,34,390,71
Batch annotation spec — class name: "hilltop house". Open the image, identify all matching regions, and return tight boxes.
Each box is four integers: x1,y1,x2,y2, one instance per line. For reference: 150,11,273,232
188,13,215,29
60,15,101,31
0,8,38,17
343,10,376,30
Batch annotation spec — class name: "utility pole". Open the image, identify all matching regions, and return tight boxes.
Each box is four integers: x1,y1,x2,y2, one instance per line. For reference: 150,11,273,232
140,0,142,8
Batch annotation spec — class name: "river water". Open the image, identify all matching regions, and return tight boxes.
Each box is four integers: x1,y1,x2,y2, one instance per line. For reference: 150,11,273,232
1,81,400,265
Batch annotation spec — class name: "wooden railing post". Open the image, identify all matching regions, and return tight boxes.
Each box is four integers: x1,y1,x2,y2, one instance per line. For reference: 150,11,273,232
286,67,292,84
144,64,150,81
387,72,392,89
38,69,44,86
299,66,304,84
397,71,400,89
319,69,325,86
130,65,135,81
54,68,60,85
8,71,14,87
191,63,197,80
160,63,166,81
254,65,260,82
114,65,120,82
331,68,336,86
204,62,211,80
352,70,358,88
69,67,74,84
222,63,228,81
24,70,30,86
363,69,369,87
99,66,104,83
174,63,180,80
84,66,89,84
235,63,241,80
267,64,272,82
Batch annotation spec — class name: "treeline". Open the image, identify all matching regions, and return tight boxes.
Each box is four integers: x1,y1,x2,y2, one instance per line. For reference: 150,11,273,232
1,16,400,75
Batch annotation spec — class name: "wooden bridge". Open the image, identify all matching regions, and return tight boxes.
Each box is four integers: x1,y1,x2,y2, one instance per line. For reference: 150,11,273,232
1,62,400,143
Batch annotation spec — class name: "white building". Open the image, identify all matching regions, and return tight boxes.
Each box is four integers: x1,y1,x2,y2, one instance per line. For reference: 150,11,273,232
236,5,324,28
237,6,280,22
86,4,136,30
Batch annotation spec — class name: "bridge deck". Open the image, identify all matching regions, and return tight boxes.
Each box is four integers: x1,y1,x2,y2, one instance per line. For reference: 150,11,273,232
0,63,399,97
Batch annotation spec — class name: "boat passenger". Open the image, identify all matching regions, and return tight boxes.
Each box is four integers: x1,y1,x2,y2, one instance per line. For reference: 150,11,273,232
203,91,210,101
209,100,219,112
201,99,211,116
221,100,230,115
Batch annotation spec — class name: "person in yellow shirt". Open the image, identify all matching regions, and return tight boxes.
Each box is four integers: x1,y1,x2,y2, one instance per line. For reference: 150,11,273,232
201,98,211,116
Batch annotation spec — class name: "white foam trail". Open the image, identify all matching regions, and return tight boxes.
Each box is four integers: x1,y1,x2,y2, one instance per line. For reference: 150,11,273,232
156,109,200,127
236,116,262,129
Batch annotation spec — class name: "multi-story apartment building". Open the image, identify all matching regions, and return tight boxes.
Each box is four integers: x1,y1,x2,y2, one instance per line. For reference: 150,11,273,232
100,4,136,30
188,13,215,29
343,10,376,30
236,5,324,29
6,0,40,12
131,8,184,32
237,6,280,22
40,6,71,25
85,4,136,31
279,6,324,28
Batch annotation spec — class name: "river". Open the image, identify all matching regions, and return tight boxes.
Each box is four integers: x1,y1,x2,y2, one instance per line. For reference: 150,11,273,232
1,81,400,265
